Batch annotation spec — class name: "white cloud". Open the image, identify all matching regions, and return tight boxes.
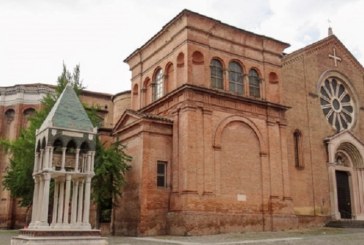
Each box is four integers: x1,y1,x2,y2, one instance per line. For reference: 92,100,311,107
0,0,362,93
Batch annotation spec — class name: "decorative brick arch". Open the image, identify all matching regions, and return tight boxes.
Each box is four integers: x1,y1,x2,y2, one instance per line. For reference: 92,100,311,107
213,115,267,153
326,131,364,220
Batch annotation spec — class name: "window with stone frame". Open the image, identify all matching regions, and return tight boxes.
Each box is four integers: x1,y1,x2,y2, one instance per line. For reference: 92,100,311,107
210,59,223,89
153,68,164,101
229,61,243,95
319,77,355,132
157,161,167,187
293,129,304,169
249,69,260,98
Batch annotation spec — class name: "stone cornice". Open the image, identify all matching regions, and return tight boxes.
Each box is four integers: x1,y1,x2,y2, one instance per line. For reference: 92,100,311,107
124,9,289,64
0,83,54,96
140,84,290,114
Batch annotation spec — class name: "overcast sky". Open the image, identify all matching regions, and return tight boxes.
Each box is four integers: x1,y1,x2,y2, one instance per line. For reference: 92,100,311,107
1,0,363,94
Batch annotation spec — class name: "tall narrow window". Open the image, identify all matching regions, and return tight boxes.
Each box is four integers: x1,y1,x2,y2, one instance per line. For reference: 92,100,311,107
157,161,167,187
153,68,164,101
229,61,243,95
132,84,139,109
5,109,15,124
210,59,223,89
249,69,260,98
293,129,304,169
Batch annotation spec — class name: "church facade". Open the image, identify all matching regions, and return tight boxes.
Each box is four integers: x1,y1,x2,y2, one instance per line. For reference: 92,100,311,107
282,34,364,223
113,10,364,235
1,9,364,236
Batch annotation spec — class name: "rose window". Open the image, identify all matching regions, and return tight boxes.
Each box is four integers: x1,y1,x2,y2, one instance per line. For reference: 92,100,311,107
320,77,355,131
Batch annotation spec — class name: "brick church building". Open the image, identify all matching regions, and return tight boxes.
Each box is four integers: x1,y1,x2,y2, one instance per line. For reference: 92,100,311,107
1,10,364,235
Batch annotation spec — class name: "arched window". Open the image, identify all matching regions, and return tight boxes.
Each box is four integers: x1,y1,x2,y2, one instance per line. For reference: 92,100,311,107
41,137,46,149
176,52,185,86
23,108,36,128
165,63,174,93
293,129,304,169
143,77,151,106
177,52,185,67
133,84,139,95
80,141,89,154
53,139,63,153
5,109,15,124
210,59,223,89
66,140,77,154
23,108,35,118
36,140,41,153
249,69,260,98
132,84,139,109
229,61,243,95
153,68,164,101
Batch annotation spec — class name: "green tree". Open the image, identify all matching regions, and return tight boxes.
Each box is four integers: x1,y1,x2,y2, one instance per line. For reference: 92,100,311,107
93,139,130,229
1,64,130,228
1,64,83,208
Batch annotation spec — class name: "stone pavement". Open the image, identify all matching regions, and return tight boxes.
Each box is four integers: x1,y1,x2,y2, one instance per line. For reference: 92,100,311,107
2,227,364,245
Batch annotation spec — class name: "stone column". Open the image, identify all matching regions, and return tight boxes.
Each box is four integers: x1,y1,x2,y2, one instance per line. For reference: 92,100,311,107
75,148,80,172
77,180,84,224
51,179,59,225
71,179,79,225
82,176,92,227
33,152,39,173
328,164,340,219
30,176,39,226
63,174,72,224
91,151,95,172
87,152,92,173
57,178,65,224
49,146,54,170
82,154,86,172
43,146,49,169
61,147,67,171
39,149,44,170
41,173,51,226
36,176,44,223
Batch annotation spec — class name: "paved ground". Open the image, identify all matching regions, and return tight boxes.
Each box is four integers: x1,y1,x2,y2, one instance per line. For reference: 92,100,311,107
2,227,364,245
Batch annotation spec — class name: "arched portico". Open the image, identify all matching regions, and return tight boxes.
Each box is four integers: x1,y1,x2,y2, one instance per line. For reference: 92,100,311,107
326,131,364,220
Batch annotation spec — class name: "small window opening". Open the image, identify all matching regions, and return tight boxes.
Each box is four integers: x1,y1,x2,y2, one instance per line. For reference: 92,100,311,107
157,161,167,187
294,129,304,169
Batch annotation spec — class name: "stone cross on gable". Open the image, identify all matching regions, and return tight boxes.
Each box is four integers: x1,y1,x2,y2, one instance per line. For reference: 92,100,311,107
329,47,342,67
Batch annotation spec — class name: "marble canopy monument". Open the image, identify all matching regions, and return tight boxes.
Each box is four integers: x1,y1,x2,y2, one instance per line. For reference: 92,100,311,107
11,83,107,244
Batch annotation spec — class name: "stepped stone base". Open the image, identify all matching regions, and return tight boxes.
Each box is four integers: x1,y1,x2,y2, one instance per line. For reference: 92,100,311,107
11,229,108,245
326,220,364,228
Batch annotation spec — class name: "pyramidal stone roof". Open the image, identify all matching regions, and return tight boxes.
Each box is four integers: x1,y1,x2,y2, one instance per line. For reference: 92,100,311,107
38,83,95,133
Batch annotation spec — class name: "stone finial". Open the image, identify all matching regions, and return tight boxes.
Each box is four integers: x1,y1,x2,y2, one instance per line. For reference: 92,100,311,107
328,19,333,36
328,26,333,36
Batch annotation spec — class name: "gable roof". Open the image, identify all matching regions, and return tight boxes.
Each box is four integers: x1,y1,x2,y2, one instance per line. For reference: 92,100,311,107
38,83,95,133
325,129,364,146
283,34,364,72
113,109,173,134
